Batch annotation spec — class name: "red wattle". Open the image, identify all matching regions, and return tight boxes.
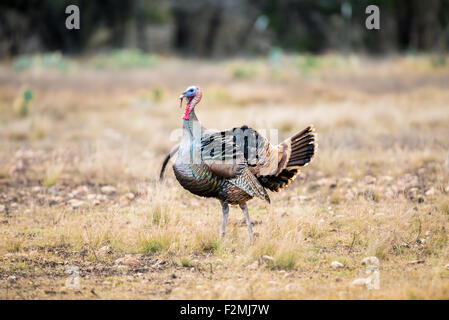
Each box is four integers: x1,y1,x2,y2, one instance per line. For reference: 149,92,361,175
183,103,191,120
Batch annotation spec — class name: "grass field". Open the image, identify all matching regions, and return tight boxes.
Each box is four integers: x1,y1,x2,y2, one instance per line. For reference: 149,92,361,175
1,53,449,299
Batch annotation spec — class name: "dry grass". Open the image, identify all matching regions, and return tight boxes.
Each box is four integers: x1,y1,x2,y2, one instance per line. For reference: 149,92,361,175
0,54,449,299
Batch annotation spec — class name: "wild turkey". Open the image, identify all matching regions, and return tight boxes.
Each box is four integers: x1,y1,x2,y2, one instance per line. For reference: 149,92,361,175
162,85,317,244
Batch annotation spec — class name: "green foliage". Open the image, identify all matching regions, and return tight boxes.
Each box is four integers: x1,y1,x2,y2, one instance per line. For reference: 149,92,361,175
151,206,169,226
271,251,297,270
12,53,71,72
296,54,321,76
88,49,157,69
232,65,257,79
12,56,33,72
6,240,23,253
180,256,193,267
141,0,172,23
23,89,32,102
42,172,60,188
329,192,341,205
440,200,449,216
13,87,33,117
430,56,447,69
140,238,163,254
199,238,219,253
151,87,163,102
268,47,283,69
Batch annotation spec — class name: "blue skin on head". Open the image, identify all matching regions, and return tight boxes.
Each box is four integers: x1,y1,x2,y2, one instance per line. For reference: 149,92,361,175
184,86,197,100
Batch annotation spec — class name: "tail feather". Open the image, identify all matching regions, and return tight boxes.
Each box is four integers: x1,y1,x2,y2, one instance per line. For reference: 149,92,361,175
159,145,179,181
286,125,316,169
258,125,317,192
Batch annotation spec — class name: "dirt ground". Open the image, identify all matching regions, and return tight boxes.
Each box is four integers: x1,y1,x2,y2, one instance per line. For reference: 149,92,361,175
1,54,449,299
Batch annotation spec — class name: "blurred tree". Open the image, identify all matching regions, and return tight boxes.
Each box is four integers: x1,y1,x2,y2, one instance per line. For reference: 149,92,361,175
0,0,448,57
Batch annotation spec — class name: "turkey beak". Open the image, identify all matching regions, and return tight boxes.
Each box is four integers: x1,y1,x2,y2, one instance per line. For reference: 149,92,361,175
179,93,186,108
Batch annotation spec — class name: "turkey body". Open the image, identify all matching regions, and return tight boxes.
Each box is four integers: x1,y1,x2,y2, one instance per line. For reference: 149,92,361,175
173,162,252,205
173,125,253,205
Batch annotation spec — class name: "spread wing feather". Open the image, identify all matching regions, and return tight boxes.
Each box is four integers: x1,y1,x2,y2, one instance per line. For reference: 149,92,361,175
166,124,316,200
199,128,270,201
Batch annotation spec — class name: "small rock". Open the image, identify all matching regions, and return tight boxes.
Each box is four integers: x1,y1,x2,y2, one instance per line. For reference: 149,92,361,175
417,168,427,176
417,238,426,244
407,187,419,198
47,186,57,194
374,212,385,217
126,193,135,200
48,196,63,206
97,246,111,255
260,255,274,263
151,260,164,269
380,176,393,183
331,261,344,269
0,204,5,213
87,193,97,200
341,177,354,184
316,178,330,186
101,186,117,195
351,278,368,287
401,242,410,248
408,260,425,265
120,197,130,206
115,256,139,266
364,175,376,185
425,188,437,196
361,257,379,267
247,261,259,270
444,264,449,270
345,191,355,200
285,283,300,291
123,257,140,266
68,199,85,209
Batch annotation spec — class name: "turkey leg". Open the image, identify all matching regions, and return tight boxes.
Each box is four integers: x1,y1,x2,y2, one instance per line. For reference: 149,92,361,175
240,203,254,244
220,201,229,238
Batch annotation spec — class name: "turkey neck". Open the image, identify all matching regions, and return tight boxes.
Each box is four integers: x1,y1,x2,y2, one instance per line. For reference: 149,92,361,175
178,107,202,165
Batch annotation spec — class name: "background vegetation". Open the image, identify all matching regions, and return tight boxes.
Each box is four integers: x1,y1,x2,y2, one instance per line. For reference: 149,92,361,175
1,0,449,57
